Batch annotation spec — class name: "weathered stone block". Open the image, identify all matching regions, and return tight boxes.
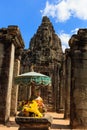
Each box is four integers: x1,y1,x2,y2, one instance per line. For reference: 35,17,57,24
15,114,52,130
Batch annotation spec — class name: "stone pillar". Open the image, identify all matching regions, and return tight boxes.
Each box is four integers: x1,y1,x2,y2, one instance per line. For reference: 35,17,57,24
69,29,87,129
52,63,60,112
0,42,15,123
0,26,24,123
59,54,65,112
59,70,64,111
56,63,61,112
64,49,71,118
10,59,20,116
60,54,66,113
47,65,54,111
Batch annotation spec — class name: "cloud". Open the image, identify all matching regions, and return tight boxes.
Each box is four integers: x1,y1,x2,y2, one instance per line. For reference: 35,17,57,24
40,1,56,18
71,28,79,34
62,45,67,52
41,0,87,22
59,32,70,52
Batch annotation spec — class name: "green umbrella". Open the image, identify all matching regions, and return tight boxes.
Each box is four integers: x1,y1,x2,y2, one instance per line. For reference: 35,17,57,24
15,71,51,86
15,71,51,100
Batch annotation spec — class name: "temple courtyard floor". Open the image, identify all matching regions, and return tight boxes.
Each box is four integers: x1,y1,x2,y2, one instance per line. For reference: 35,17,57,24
0,112,71,130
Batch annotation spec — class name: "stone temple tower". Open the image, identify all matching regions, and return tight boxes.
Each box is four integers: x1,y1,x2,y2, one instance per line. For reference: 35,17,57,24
20,16,63,111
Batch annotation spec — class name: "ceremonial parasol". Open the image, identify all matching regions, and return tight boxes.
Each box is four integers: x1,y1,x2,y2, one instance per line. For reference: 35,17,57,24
15,71,51,99
15,71,51,86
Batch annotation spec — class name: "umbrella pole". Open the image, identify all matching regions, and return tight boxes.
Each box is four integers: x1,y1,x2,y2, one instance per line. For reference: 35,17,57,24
27,85,31,100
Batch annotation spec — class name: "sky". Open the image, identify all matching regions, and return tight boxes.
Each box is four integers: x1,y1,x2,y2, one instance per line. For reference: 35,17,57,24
0,0,87,52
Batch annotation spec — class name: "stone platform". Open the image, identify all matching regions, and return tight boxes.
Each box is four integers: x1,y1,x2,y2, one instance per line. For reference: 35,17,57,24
15,114,53,130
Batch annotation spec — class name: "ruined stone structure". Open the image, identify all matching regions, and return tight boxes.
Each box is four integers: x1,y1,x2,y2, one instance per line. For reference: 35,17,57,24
69,29,87,129
0,26,24,123
0,16,87,129
20,16,63,111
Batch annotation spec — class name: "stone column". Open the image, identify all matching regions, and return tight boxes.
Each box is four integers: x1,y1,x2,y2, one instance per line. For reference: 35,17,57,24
0,26,24,123
52,63,60,112
47,64,54,111
64,49,71,118
59,70,64,111
10,59,20,116
56,63,61,112
0,41,15,123
59,55,65,112
69,29,87,129
60,54,66,113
